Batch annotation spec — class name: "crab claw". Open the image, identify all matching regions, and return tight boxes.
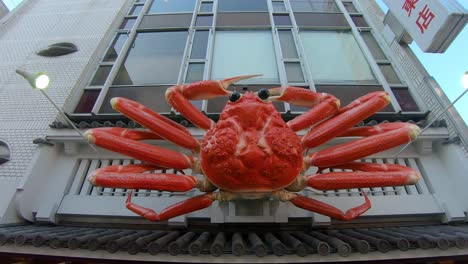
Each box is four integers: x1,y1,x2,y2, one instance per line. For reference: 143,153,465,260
174,74,262,100
268,87,337,108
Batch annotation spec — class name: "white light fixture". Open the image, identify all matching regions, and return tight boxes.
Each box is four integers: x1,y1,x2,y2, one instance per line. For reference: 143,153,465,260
462,71,468,89
15,69,50,90
16,68,98,153
395,71,468,157
35,74,50,90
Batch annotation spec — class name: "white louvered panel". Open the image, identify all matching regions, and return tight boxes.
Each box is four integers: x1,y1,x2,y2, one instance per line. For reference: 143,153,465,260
81,160,100,196
397,158,419,195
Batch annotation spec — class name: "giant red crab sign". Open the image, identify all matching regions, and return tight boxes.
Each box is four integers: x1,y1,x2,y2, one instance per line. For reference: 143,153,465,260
85,75,420,222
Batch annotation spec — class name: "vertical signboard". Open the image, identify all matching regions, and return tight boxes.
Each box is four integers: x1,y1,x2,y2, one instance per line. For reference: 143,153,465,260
383,0,467,53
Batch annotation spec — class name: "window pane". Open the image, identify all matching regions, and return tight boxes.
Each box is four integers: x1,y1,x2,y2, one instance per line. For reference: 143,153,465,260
74,90,100,113
300,31,375,83
273,15,291,26
206,85,285,113
100,86,172,113
294,13,348,27
103,34,128,62
351,15,368,27
196,15,213,27
361,31,387,60
216,13,270,27
285,62,304,83
139,14,192,29
272,1,286,12
380,64,402,84
212,31,279,84
191,31,209,59
90,66,112,86
113,31,188,85
149,0,196,14
316,85,394,112
186,63,205,83
200,2,213,12
278,30,298,58
218,0,268,12
290,0,340,13
120,18,136,30
392,88,419,111
129,5,143,16
343,2,358,13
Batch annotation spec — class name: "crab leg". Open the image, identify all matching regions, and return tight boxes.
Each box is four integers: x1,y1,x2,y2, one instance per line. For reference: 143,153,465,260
110,97,199,151
85,129,195,170
302,91,390,148
269,87,340,131
306,162,420,191
166,75,260,130
125,193,214,221
305,124,420,167
290,193,371,221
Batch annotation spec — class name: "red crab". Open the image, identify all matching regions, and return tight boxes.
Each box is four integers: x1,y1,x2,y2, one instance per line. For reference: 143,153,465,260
86,75,421,222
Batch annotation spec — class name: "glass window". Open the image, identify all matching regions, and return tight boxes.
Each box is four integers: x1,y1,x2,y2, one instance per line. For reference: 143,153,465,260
273,15,291,26
285,62,304,83
186,63,205,83
343,2,358,13
216,13,270,27
129,5,143,16
218,0,268,12
380,64,402,84
103,34,128,62
0,141,10,166
149,0,196,14
294,13,348,27
392,88,419,111
290,0,340,13
190,31,209,59
113,31,188,85
119,18,136,30
272,1,286,12
139,14,192,29
100,86,172,113
300,31,375,83
196,15,213,27
351,15,368,27
212,31,279,84
74,90,100,113
206,85,285,113
200,2,213,12
90,66,112,86
278,30,298,58
361,31,387,60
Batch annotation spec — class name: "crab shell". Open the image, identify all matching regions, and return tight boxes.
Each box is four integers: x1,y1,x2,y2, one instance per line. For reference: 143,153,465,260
200,92,303,192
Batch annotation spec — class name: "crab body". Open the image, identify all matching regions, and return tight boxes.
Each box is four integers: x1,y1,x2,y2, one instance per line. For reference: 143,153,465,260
86,75,421,222
201,92,302,193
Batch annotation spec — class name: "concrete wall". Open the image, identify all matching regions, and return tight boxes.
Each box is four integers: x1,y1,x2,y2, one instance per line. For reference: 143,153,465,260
0,0,127,223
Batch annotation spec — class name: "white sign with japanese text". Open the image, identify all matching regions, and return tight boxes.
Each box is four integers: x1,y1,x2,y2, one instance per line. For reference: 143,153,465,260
383,0,467,53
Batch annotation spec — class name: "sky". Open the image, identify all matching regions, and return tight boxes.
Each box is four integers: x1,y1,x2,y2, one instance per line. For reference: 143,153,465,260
3,0,467,122
375,0,468,123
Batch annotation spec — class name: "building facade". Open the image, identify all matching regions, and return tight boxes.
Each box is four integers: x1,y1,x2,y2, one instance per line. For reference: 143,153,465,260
0,0,467,262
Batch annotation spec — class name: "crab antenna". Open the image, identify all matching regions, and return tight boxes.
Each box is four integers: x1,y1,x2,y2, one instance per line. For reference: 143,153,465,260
220,74,262,89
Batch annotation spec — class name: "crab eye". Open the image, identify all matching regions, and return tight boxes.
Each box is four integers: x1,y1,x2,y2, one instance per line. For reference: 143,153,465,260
258,88,270,100
229,92,241,102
